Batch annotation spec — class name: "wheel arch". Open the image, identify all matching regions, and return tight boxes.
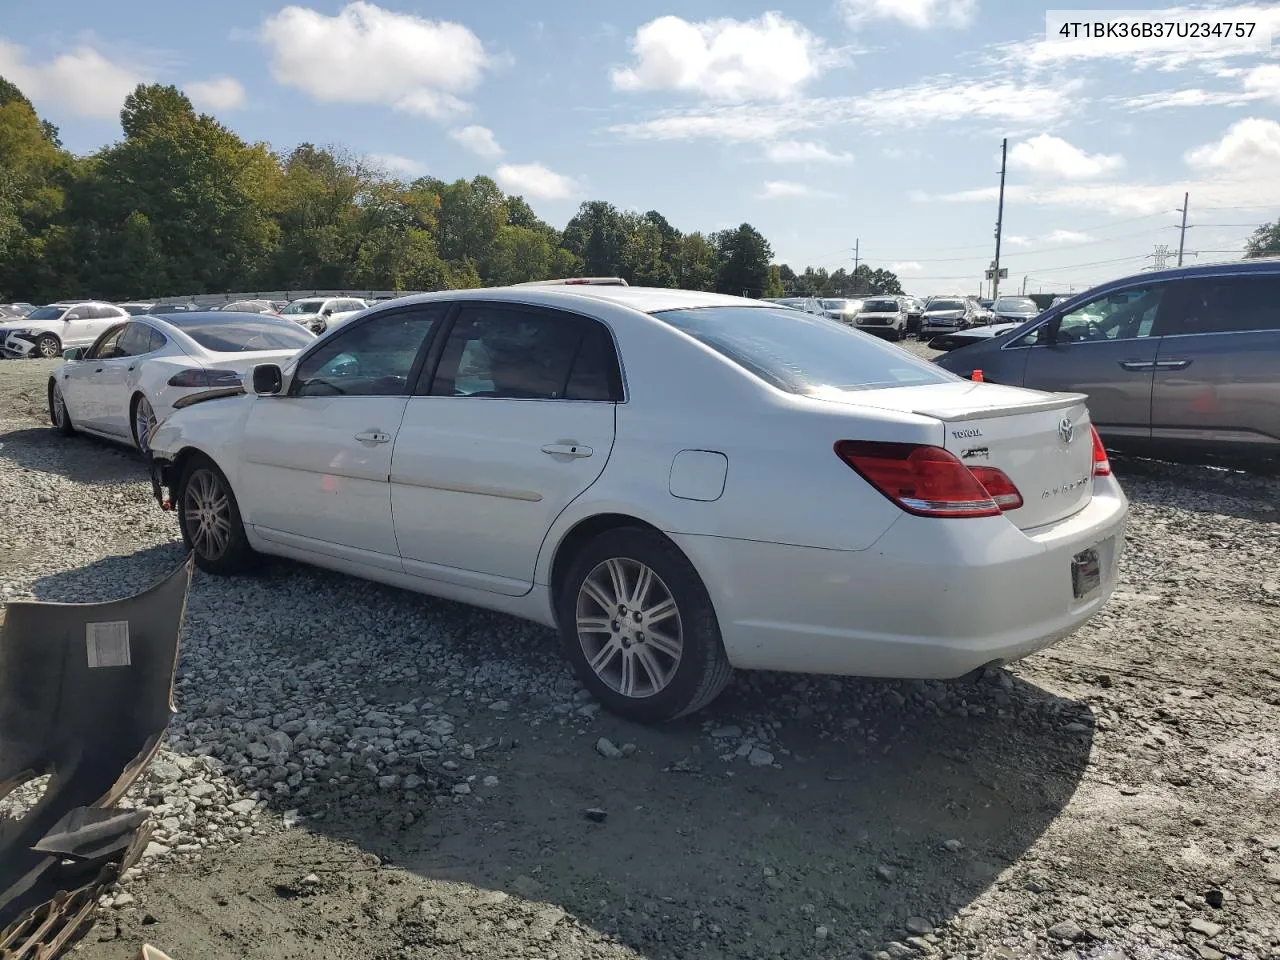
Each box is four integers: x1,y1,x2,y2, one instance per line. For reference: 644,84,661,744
547,512,668,614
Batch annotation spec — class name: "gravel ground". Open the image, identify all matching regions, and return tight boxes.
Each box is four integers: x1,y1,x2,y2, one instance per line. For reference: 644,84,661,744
1,349,1278,960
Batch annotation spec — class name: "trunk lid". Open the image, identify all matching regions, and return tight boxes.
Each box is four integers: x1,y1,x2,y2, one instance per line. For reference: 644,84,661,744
826,381,1096,530
205,349,301,375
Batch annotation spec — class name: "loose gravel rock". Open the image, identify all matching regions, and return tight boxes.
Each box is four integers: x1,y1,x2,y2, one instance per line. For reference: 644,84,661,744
2,351,1278,960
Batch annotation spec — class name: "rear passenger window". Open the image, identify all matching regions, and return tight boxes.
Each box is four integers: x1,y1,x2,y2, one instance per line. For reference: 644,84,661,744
430,306,593,400
1175,276,1280,335
565,324,621,401
148,328,168,352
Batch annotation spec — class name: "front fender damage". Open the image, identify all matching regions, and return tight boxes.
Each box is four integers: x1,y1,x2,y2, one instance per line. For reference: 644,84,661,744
0,557,192,958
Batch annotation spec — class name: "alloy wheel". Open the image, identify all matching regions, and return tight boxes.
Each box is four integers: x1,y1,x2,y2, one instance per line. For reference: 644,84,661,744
183,469,232,561
38,337,58,358
52,384,67,428
575,558,683,698
134,396,156,452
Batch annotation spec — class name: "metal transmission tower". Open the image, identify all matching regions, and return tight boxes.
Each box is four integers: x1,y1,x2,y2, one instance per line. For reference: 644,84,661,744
1150,244,1173,270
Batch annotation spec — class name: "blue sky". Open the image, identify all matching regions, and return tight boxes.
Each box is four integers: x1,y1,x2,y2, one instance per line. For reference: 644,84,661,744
3,0,1279,296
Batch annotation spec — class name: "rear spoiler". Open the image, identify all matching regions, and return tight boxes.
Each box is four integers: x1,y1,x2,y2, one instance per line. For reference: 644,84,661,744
171,386,247,410
913,392,1088,422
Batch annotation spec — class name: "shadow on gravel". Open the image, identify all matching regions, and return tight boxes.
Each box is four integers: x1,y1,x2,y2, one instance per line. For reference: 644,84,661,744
1112,456,1280,523
34,550,1096,960
0,426,146,486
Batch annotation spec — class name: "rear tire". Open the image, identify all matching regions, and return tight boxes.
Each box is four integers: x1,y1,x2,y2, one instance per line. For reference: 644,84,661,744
556,526,732,723
35,333,61,359
48,380,75,436
176,455,257,574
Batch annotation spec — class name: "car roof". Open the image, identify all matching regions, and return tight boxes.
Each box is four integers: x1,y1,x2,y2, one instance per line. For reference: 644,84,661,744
389,285,765,314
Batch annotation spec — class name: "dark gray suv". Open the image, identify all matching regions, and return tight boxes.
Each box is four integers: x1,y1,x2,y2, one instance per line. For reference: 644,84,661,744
934,260,1280,466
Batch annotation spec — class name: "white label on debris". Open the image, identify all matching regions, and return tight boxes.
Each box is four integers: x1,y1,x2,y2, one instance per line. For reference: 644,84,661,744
86,620,132,668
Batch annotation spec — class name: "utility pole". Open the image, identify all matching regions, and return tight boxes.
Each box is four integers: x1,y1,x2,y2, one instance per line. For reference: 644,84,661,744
992,137,1008,299
1021,275,1027,295
852,238,860,294
1175,192,1189,267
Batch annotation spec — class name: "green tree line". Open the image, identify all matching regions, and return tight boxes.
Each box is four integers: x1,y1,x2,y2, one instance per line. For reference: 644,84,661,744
0,78,902,303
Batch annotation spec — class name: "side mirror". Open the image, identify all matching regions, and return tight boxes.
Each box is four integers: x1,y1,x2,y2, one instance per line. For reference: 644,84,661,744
64,313,80,321
321,306,333,316
62,347,85,361
252,364,284,395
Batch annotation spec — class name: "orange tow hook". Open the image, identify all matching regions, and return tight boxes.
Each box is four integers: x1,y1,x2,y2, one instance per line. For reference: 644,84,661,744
970,369,984,382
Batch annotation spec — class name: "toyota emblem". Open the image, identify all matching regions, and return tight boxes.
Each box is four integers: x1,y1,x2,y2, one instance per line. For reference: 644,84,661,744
1058,417,1075,444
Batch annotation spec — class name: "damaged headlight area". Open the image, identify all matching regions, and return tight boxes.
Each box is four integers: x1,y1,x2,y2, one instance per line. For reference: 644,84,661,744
0,558,192,959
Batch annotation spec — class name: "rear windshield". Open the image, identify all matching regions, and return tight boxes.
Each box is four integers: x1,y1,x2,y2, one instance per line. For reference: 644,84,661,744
862,299,900,312
170,315,313,352
652,306,955,394
928,300,964,311
282,299,324,315
995,297,1038,312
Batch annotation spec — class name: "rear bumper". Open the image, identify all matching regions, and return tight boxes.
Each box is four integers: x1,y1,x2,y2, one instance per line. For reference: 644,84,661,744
672,476,1128,679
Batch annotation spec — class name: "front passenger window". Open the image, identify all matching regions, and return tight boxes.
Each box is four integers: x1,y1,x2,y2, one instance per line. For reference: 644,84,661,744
1018,285,1164,346
292,309,441,397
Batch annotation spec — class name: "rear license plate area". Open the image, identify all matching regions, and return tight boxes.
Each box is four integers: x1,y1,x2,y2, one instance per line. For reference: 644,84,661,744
1071,547,1101,599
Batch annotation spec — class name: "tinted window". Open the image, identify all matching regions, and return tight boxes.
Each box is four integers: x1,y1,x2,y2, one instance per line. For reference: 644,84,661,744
995,298,1037,312
87,325,128,359
653,306,954,394
1175,275,1280,335
862,299,900,312
1018,285,1164,347
928,300,965,311
114,323,154,357
282,300,325,316
564,323,622,401
148,327,169,352
430,306,585,400
293,309,440,397
27,306,64,321
170,316,314,352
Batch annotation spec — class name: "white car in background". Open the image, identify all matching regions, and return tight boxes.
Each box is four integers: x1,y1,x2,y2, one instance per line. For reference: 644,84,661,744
48,311,314,452
146,286,1128,723
279,297,368,335
2,301,130,359
820,298,863,324
853,296,908,340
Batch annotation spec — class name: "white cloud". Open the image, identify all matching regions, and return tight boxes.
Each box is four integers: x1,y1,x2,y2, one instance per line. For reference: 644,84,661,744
610,78,1079,143
259,2,491,119
366,153,428,177
495,163,579,199
449,124,503,159
1043,229,1094,244
0,38,144,119
1185,117,1280,172
1005,235,1032,247
761,180,814,198
1001,5,1280,73
1118,88,1250,111
839,0,976,30
185,76,246,112
889,261,924,274
611,13,832,102
763,140,853,163
1008,134,1124,180
1242,64,1280,103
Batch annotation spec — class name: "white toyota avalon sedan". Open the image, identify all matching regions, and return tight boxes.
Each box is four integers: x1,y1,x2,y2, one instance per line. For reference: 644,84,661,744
146,285,1128,722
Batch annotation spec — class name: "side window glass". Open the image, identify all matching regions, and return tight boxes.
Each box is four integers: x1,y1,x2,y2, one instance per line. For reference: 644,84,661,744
1176,276,1280,335
88,325,127,359
565,324,622,401
1018,286,1164,346
292,309,441,397
148,327,169,352
113,323,152,357
430,307,584,400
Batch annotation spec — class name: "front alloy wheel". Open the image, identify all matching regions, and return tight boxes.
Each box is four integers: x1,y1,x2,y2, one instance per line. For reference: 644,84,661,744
576,558,684,699
36,334,60,359
133,395,156,453
177,458,256,574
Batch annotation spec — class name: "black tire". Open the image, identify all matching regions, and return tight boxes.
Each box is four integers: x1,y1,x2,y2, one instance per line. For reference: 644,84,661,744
35,333,61,359
48,379,75,436
176,454,257,574
556,526,732,723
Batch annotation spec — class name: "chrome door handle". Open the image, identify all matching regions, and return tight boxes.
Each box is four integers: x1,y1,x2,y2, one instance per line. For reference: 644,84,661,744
1118,360,1156,371
540,442,593,458
354,430,392,444
1154,358,1193,370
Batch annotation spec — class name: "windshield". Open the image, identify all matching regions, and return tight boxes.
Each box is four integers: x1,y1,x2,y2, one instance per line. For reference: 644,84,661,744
28,306,69,320
995,297,1038,313
927,300,964,311
282,300,325,315
821,299,850,310
652,306,954,395
171,316,314,352
862,299,900,312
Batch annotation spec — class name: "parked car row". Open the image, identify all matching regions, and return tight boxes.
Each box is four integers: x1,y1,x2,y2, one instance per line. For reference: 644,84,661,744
762,295,926,340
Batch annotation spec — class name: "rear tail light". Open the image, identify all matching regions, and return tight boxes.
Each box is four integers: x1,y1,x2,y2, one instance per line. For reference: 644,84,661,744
835,441,1006,518
967,466,1024,510
1090,425,1111,477
167,368,242,388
